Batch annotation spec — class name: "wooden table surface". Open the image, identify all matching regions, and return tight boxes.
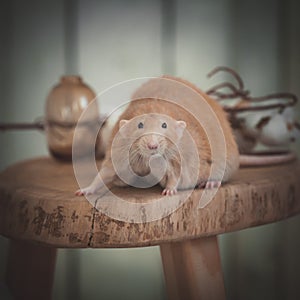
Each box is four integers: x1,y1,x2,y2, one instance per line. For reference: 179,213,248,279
0,157,299,248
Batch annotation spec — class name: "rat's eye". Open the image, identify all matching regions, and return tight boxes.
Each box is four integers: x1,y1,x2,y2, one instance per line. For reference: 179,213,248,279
138,122,144,129
162,122,167,129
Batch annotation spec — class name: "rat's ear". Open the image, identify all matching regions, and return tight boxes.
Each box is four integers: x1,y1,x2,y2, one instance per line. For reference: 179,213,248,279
176,120,186,138
119,119,129,129
177,121,186,129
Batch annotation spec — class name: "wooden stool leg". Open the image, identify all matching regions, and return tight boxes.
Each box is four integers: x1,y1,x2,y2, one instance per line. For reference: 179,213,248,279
5,239,57,300
160,236,225,300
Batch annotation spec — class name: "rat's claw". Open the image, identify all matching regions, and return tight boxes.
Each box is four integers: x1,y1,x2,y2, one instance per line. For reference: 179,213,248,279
75,187,94,196
75,189,84,196
162,188,177,196
205,180,222,189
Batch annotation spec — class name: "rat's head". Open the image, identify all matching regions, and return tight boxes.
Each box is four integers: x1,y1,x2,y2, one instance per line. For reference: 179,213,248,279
119,113,186,158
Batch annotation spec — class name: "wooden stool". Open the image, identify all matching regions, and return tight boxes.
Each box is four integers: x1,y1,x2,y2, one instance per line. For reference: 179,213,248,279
0,157,299,300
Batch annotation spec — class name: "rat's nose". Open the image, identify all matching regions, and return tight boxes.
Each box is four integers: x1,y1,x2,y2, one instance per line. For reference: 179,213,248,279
147,142,158,150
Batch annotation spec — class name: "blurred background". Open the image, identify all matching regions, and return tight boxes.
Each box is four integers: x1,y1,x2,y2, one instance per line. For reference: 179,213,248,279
0,0,300,299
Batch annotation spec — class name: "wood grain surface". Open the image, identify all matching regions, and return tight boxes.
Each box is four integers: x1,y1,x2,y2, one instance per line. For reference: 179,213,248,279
160,237,226,300
0,157,299,248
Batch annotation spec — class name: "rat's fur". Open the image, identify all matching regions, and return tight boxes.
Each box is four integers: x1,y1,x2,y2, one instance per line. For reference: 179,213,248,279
76,76,239,196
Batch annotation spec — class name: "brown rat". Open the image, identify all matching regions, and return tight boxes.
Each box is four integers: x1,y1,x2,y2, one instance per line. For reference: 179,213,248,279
76,75,240,196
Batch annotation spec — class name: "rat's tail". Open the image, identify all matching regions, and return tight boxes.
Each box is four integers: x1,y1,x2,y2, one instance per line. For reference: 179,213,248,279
239,152,297,167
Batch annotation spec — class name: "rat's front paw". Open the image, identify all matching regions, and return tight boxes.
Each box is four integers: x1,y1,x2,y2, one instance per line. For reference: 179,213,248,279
196,180,222,189
162,187,177,196
205,180,221,189
75,186,95,196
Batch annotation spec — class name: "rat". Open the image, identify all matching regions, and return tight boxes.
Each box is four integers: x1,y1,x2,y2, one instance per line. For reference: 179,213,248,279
75,75,240,196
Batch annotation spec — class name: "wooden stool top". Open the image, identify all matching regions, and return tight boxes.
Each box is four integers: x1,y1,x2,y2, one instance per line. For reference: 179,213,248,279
0,157,299,248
